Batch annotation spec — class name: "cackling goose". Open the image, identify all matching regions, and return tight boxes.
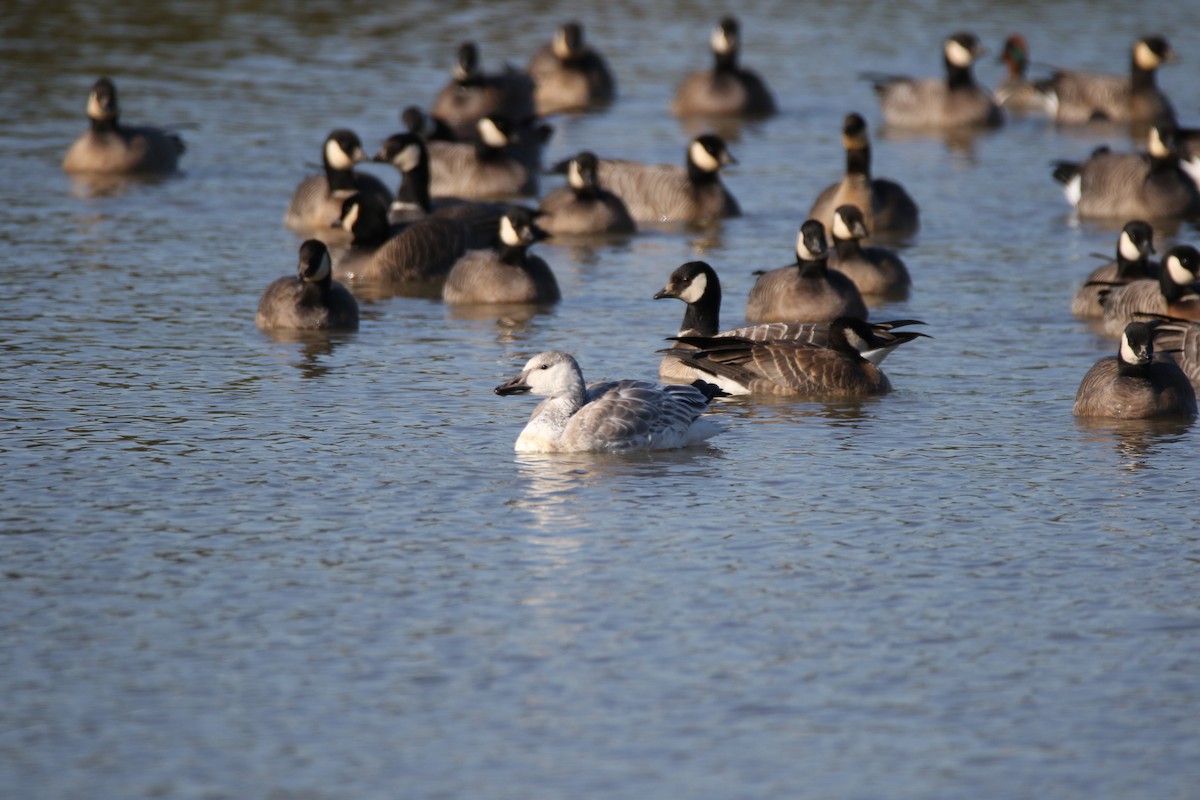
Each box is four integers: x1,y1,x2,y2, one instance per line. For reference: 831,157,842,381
284,129,392,238
744,220,868,324
63,77,185,175
827,204,912,298
1100,244,1200,336
430,41,537,140
1071,220,1157,319
537,151,635,236
1072,321,1196,418
670,15,776,118
443,208,560,305
527,21,616,114
255,240,359,331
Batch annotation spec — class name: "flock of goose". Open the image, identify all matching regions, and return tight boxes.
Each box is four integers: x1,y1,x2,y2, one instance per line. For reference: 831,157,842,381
62,17,1200,452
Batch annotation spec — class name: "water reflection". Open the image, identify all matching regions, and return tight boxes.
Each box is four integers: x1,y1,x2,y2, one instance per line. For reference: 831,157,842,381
1073,416,1195,471
258,328,356,379
66,171,183,200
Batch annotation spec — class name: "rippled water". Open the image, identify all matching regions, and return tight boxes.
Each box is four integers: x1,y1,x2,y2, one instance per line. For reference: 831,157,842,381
3,1,1199,798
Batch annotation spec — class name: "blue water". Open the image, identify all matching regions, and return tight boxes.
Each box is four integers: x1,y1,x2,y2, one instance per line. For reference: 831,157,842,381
2,1,1199,798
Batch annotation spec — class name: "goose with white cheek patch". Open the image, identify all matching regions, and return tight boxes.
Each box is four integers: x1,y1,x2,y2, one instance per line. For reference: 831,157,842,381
442,208,560,305
63,77,186,175
255,240,359,331
1072,322,1195,419
827,204,912,299
284,129,393,239
537,151,635,236
494,351,726,453
1071,220,1157,319
551,134,739,225
653,260,923,382
670,15,776,118
1052,124,1200,221
1099,244,1200,336
807,113,920,241
662,316,926,398
426,115,537,200
744,219,867,324
527,21,616,114
866,31,1003,130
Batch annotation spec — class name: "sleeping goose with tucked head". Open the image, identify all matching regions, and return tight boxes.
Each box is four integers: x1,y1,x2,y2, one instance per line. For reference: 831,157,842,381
443,208,560,305
867,31,1003,130
744,220,867,324
64,77,185,175
527,21,616,114
284,129,393,239
1071,220,1157,319
807,113,920,241
255,240,359,331
1072,321,1196,419
494,351,726,453
670,15,776,118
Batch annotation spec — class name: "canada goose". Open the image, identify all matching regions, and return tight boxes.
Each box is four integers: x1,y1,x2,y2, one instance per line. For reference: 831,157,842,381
1071,220,1157,319
373,131,502,246
443,208,560,305
670,15,776,118
995,35,1049,115
560,134,739,224
807,113,920,241
1141,314,1200,391
537,151,635,236
431,41,537,140
527,21,616,114
654,260,923,382
494,351,726,453
284,129,393,237
662,316,924,398
1072,322,1196,418
827,204,912,298
1051,124,1200,220
1100,244,1200,336
63,77,185,174
744,220,868,324
1034,35,1178,127
330,192,469,289
426,115,537,199
867,32,1004,130
255,240,359,331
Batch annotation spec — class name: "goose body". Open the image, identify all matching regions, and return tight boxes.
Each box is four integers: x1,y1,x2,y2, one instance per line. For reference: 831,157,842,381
1036,35,1177,126
431,41,536,140
537,151,635,236
1071,220,1157,319
494,351,725,453
63,77,185,175
1073,322,1195,418
442,209,560,305
807,113,919,241
256,240,359,331
427,116,536,199
1052,126,1200,220
330,193,469,288
869,32,1003,130
1100,245,1200,336
745,220,867,324
582,134,739,224
670,16,776,118
663,316,923,398
827,205,912,298
284,129,392,238
1144,315,1200,392
527,22,616,114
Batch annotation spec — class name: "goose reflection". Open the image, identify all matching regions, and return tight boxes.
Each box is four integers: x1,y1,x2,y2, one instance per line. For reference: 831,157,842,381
1074,416,1194,471
258,328,355,379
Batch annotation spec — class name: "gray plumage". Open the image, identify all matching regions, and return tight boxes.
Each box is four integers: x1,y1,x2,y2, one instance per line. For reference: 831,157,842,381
284,129,392,238
868,32,1003,130
1142,314,1200,392
442,208,560,305
537,151,635,236
527,22,616,114
1052,126,1200,220
1073,322,1195,419
62,77,185,175
494,351,725,453
827,205,912,298
330,193,470,290
430,41,537,140
1100,245,1200,336
670,15,776,118
1035,35,1177,127
256,240,359,331
663,316,924,398
427,116,536,199
808,113,920,241
583,134,740,224
1071,220,1157,319
745,220,867,324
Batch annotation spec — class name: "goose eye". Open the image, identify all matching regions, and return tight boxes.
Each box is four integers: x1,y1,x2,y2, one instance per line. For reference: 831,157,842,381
539,364,549,370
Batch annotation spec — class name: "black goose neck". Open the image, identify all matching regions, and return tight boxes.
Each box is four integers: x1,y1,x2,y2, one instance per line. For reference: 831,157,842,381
396,160,433,213
833,238,864,260
945,62,976,91
795,256,829,278
845,143,871,178
681,289,720,336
